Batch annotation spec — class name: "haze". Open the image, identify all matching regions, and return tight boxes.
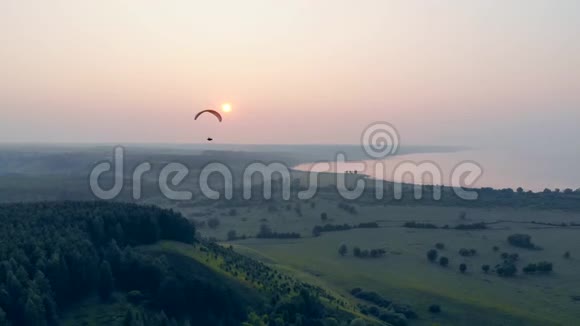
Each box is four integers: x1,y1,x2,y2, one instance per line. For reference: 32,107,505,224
1,0,579,147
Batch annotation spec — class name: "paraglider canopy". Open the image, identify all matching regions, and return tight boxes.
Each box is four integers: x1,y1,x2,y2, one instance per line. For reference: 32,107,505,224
194,109,222,122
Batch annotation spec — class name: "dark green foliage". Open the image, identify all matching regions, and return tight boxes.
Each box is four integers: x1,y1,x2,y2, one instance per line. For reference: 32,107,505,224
352,247,385,259
320,212,328,221
496,261,517,277
312,224,352,236
338,244,348,257
257,224,300,239
481,265,490,273
435,243,445,250
0,201,196,326
459,263,467,273
524,262,553,274
493,246,499,252
337,202,357,214
404,221,438,229
98,261,114,301
357,222,379,229
207,217,221,229
428,304,441,313
427,249,438,262
459,248,477,257
507,234,540,250
439,257,449,267
227,230,238,241
351,290,391,308
454,223,487,230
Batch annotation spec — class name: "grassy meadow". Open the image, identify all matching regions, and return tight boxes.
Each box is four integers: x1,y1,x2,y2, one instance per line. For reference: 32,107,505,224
179,198,580,325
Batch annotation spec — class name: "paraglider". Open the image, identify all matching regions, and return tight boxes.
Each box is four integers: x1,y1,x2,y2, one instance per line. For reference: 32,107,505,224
195,109,223,142
194,109,222,122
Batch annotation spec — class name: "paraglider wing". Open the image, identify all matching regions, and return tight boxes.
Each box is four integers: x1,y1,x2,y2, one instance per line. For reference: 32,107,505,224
195,109,222,122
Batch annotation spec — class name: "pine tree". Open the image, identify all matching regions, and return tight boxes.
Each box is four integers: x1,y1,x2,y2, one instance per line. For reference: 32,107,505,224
98,261,114,301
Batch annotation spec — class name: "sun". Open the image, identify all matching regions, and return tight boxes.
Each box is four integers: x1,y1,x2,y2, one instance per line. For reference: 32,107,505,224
221,103,232,113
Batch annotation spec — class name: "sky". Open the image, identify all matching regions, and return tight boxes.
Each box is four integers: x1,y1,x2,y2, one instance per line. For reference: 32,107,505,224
1,0,579,147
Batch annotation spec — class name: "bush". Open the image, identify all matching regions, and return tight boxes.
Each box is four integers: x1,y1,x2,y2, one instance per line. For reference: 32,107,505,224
439,257,449,267
454,222,487,230
403,221,438,229
435,242,445,250
459,248,477,257
227,230,238,241
353,247,362,257
427,249,438,262
228,208,238,216
507,234,539,250
357,222,379,229
537,261,553,273
564,251,571,259
208,217,221,229
493,246,499,252
428,304,441,314
523,263,537,273
481,265,490,273
257,224,300,239
338,244,348,257
496,261,517,277
321,212,328,221
459,263,467,273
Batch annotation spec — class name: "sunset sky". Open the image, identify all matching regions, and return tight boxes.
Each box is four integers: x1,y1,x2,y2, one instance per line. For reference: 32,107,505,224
1,0,579,146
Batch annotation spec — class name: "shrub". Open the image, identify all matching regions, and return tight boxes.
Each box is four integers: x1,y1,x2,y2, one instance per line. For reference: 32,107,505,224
427,249,438,262
428,304,441,314
496,261,517,277
353,247,362,257
459,248,477,257
493,246,499,252
459,263,467,273
404,221,438,229
507,233,539,250
357,222,379,229
481,265,490,273
523,263,537,273
536,261,553,273
454,223,487,230
564,251,571,259
338,244,348,257
321,212,328,221
435,242,445,250
227,230,238,241
228,208,238,216
208,217,221,229
439,256,449,267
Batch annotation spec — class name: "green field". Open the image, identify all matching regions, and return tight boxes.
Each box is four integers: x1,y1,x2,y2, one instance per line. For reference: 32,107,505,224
181,199,580,325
